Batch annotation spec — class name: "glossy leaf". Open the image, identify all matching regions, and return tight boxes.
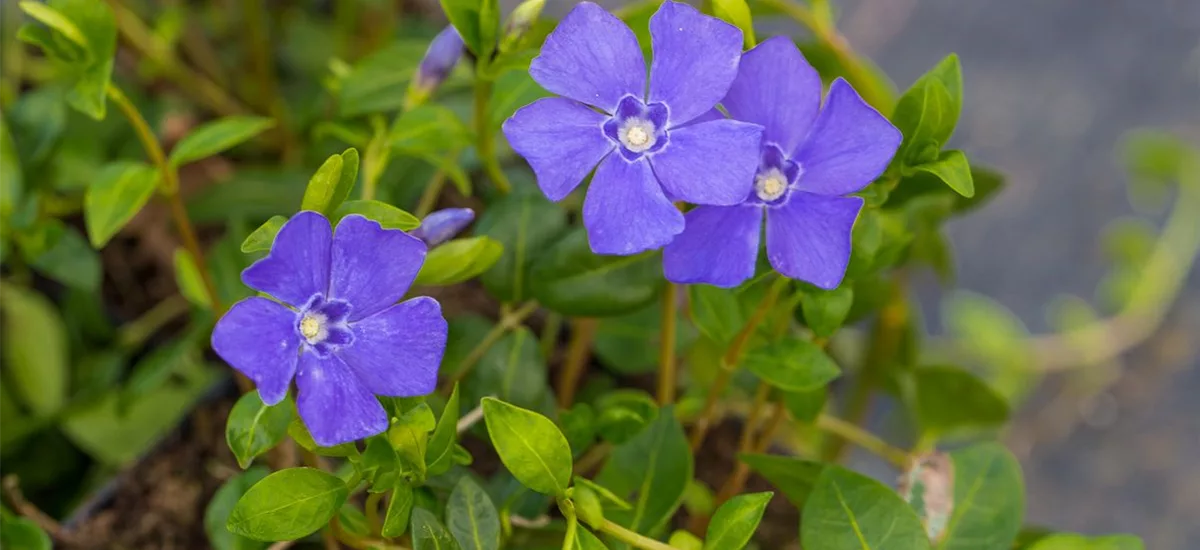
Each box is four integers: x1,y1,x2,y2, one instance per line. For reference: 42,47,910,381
688,284,745,346
19,219,101,291
481,397,573,495
530,229,664,317
0,513,51,550
226,391,294,469
440,0,492,55
913,365,1010,435
227,468,348,541
892,54,963,166
801,465,931,550
241,216,288,253
799,285,854,338
205,467,270,550
0,285,68,416
411,507,463,550
476,193,568,302
83,161,158,247
738,453,823,507
334,199,420,230
595,390,658,445
446,477,501,550
168,116,275,167
301,149,359,217
704,492,772,550
744,338,841,392
914,149,974,197
712,0,755,48
388,403,437,484
382,483,415,537
415,236,504,286
596,406,692,534
426,384,462,476
935,443,1024,550
21,0,116,119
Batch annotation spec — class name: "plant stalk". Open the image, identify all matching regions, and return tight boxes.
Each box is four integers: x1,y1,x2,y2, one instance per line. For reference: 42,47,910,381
472,78,513,194
558,318,599,408
657,283,679,404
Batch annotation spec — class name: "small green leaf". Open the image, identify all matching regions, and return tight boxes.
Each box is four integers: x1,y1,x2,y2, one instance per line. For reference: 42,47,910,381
463,326,549,410
914,149,974,197
669,530,703,550
415,236,504,286
20,0,116,119
440,0,488,55
168,116,275,167
744,338,841,392
388,403,437,484
333,200,420,231
227,468,348,542
226,391,294,469
892,54,962,166
0,512,52,550
411,508,463,550
241,216,288,253
84,161,158,247
301,150,360,217
1026,534,1144,550
912,366,1009,435
288,418,358,458
712,0,755,48
596,406,692,534
704,492,772,550
426,384,462,476
19,219,101,291
801,465,931,550
594,390,658,445
446,477,501,550
0,285,69,416
481,397,573,496
174,248,212,309
572,484,607,527
782,387,827,423
20,1,88,47
688,285,745,346
476,193,568,302
382,483,415,537
530,228,664,317
205,467,270,550
799,285,854,338
560,404,597,457
390,105,471,154
574,477,632,511
738,454,823,507
935,443,1024,550
574,527,611,550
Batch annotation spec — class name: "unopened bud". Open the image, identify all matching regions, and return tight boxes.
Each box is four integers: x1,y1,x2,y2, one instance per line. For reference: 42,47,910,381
405,26,464,108
500,0,546,53
411,208,475,247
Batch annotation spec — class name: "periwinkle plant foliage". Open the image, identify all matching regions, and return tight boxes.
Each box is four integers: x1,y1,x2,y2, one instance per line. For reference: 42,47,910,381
2,0,1197,549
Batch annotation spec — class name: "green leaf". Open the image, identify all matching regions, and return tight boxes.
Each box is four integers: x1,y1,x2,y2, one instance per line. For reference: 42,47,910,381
411,507,463,550
168,116,275,167
596,406,692,534
913,149,974,197
712,0,755,48
738,454,823,507
227,468,349,542
337,40,429,117
560,403,597,457
390,105,471,154
226,391,294,469
415,236,504,286
0,513,52,550
688,285,745,346
574,477,632,511
84,161,158,247
446,477,501,550
743,338,841,392
934,443,1023,550
241,216,288,253
426,384,462,476
594,390,658,445
388,403,437,484
704,492,771,550
781,387,827,423
288,418,358,458
476,193,568,302
205,467,270,550
334,199,420,230
174,248,212,308
575,527,611,550
1026,534,1144,550
799,285,854,338
481,397,573,495
301,149,360,217
595,302,696,375
382,483,415,537
669,530,703,550
20,1,88,47
892,54,962,166
19,219,101,291
489,70,550,129
0,285,68,416
912,366,1009,435
0,115,25,219
21,0,116,119
801,465,931,550
440,0,488,55
530,228,664,317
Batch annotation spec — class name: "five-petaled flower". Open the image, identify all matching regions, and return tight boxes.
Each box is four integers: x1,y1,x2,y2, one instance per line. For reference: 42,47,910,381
212,212,448,446
503,1,764,255
663,37,902,289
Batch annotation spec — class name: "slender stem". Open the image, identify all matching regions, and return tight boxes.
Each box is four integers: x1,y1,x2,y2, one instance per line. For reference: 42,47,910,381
414,169,448,217
473,79,512,194
573,442,612,477
540,312,564,359
657,283,679,404
816,414,910,468
365,492,384,536
689,276,790,451
117,294,190,350
361,116,391,202
2,476,75,544
594,519,679,550
442,301,539,391
107,85,222,314
558,318,599,408
560,500,579,550
689,383,772,533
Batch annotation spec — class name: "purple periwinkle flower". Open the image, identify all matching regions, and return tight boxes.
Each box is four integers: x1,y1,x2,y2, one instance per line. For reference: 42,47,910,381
212,212,448,446
663,38,902,289
502,1,764,255
411,208,475,247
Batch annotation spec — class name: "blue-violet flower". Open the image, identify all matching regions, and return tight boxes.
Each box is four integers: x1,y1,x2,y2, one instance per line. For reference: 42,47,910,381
502,1,764,255
411,208,475,247
211,211,448,446
409,26,464,106
663,38,902,289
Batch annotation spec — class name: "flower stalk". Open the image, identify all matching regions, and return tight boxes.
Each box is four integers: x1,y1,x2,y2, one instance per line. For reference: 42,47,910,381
657,282,679,404
473,78,513,194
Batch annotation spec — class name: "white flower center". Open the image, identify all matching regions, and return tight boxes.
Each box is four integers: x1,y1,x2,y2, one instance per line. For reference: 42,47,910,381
299,312,327,343
619,118,657,152
755,168,789,202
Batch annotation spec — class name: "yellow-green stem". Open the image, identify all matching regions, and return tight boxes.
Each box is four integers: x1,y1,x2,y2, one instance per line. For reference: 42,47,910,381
595,519,679,550
473,79,513,194
365,492,383,536
558,318,599,408
817,413,910,468
117,294,190,350
657,283,679,404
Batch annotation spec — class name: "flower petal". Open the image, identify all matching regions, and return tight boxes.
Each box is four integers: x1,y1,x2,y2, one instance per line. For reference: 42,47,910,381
211,297,299,405
583,155,683,255
330,215,426,321
503,97,614,201
296,351,389,446
766,192,863,289
529,2,646,112
337,297,447,397
241,211,332,307
792,78,902,196
650,119,762,206
663,205,762,288
648,1,743,125
722,36,822,154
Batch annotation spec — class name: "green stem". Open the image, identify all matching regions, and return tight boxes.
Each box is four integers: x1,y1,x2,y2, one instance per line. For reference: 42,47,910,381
558,318,599,408
473,79,513,194
539,312,564,359
365,492,384,536
442,301,539,391
117,294,191,350
360,115,392,202
595,519,679,550
560,499,579,550
657,283,678,405
414,168,448,217
816,413,910,468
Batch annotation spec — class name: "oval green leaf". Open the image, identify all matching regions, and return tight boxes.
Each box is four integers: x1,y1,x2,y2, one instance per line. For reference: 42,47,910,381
744,338,841,392
446,477,501,550
912,365,1010,435
481,397,572,496
411,507,463,550
84,162,158,248
935,443,1024,550
914,149,974,198
476,193,568,302
227,468,348,541
415,236,504,286
0,285,68,416
530,228,664,317
168,116,275,167
334,199,420,231
704,492,772,550
596,406,692,534
241,216,288,253
225,391,294,469
426,383,462,476
802,465,931,550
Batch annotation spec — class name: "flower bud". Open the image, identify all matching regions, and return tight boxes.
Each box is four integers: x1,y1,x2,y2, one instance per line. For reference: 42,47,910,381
499,0,546,53
411,208,475,247
405,26,464,109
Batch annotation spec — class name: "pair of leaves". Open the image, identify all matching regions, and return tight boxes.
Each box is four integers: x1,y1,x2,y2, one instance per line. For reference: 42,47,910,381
891,54,974,197
440,0,500,58
595,406,693,535
300,148,361,218
18,0,116,119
